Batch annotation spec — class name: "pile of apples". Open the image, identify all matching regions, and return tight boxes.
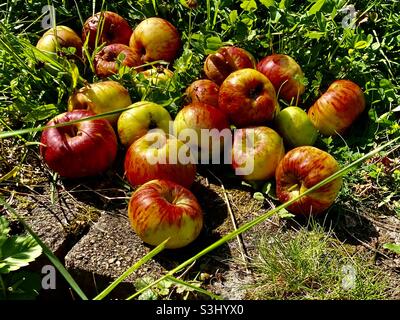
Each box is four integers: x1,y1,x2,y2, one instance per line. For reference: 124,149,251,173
36,11,366,249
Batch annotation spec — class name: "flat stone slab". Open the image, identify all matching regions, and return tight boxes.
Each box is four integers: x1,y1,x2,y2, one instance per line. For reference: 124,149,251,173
64,175,279,299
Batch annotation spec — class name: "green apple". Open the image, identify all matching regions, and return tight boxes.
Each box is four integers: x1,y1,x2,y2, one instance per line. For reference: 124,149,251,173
274,106,318,147
118,101,172,147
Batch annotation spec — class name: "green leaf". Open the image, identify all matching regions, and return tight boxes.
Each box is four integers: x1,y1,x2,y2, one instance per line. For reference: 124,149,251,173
253,192,265,201
0,216,10,238
240,0,257,11
206,36,222,51
371,42,380,50
305,31,325,39
0,235,42,273
138,289,158,300
277,208,295,219
229,10,238,24
0,197,88,300
354,41,369,49
259,0,275,7
0,216,10,249
308,0,325,15
70,63,79,90
383,243,400,255
3,270,41,300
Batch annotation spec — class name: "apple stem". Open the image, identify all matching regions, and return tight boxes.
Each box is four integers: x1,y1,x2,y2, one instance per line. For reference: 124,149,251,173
287,183,299,192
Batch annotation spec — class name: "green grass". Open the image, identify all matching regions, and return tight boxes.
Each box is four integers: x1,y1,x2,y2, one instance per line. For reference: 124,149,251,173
247,222,389,300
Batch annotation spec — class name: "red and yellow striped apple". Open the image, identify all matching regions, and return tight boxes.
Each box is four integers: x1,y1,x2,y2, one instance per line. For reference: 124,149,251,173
82,11,132,49
275,146,342,216
232,126,285,181
68,81,132,125
257,54,305,103
129,17,181,63
204,46,256,85
185,79,219,107
308,80,366,136
94,44,142,78
128,179,203,249
40,110,117,178
218,68,278,127
124,131,196,188
173,102,230,159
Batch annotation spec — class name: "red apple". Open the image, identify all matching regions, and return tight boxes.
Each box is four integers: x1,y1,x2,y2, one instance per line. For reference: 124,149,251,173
40,110,117,178
118,101,172,147
185,79,219,107
275,146,342,216
129,17,181,63
124,131,196,188
218,68,278,128
36,26,82,58
82,11,132,49
308,80,366,136
128,179,203,249
257,54,305,103
204,46,256,85
173,102,230,160
94,44,142,78
68,81,132,125
232,126,284,181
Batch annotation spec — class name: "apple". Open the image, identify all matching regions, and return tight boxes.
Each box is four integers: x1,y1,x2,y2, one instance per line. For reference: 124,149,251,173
124,131,196,188
82,11,132,49
141,67,174,83
128,179,203,249
36,26,82,58
218,68,278,128
184,79,219,107
274,106,318,147
94,44,142,78
173,102,230,160
275,146,342,216
257,54,305,103
40,110,117,178
137,66,174,97
308,80,366,136
68,80,132,125
232,126,285,181
117,101,172,147
204,46,256,85
129,17,181,63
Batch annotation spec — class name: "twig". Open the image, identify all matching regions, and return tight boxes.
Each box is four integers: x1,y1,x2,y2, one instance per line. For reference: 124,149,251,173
206,170,251,273
343,226,391,260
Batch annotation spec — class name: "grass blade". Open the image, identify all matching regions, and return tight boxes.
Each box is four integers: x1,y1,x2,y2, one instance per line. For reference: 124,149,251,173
0,196,88,300
166,275,222,300
93,238,169,300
